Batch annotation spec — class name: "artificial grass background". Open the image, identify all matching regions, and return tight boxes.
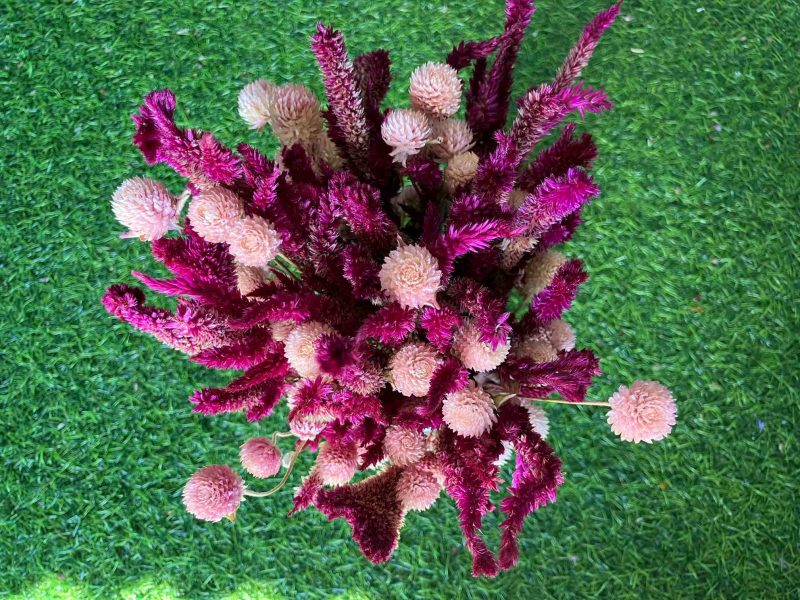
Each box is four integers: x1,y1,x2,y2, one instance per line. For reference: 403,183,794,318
1,0,798,598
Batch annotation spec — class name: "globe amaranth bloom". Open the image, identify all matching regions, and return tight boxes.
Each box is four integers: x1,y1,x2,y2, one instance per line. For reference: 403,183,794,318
383,425,427,467
389,342,441,397
284,321,335,378
240,437,282,478
229,215,282,268
238,79,276,130
452,320,511,372
442,382,497,437
182,465,244,522
316,440,359,486
380,109,432,165
396,462,442,511
111,177,179,241
409,61,463,119
607,380,677,443
379,244,442,309
187,187,244,244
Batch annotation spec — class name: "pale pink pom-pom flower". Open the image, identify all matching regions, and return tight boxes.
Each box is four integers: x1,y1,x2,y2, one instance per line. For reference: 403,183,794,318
379,244,442,309
381,109,432,165
545,319,576,351
316,440,358,486
238,79,276,130
269,319,295,342
229,215,282,267
182,465,244,522
516,332,558,363
607,380,677,443
269,83,323,146
452,320,510,372
522,250,567,296
383,425,427,466
283,321,335,378
187,187,244,244
409,61,463,119
442,382,497,437
239,437,282,479
235,265,268,296
111,177,179,241
429,118,474,160
396,463,442,512
444,151,479,193
389,342,441,397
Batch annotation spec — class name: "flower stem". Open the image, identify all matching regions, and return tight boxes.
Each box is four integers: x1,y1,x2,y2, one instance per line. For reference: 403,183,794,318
243,440,307,498
530,398,611,407
270,430,295,445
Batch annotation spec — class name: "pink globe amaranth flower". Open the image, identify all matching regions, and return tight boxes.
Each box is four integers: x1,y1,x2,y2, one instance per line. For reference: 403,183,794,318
269,83,323,146
607,380,677,443
240,437,282,479
389,342,441,397
111,177,179,241
381,109,432,165
409,61,463,119
522,250,567,296
284,321,335,378
383,425,427,467
229,215,282,268
238,79,276,130
545,319,576,351
442,382,497,437
316,440,358,486
396,463,442,512
187,187,244,244
182,465,244,522
269,319,295,342
235,265,268,296
429,118,474,160
516,332,558,363
379,244,442,309
452,320,510,372
444,151,479,194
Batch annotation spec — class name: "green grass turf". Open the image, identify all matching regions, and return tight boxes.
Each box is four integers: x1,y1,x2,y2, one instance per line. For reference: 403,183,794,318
1,0,798,597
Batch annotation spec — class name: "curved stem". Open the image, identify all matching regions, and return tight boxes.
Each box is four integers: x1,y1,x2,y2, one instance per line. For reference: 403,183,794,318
530,398,611,407
270,430,295,445
243,440,307,498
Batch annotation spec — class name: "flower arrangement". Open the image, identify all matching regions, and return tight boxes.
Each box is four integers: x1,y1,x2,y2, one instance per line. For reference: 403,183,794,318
103,0,677,576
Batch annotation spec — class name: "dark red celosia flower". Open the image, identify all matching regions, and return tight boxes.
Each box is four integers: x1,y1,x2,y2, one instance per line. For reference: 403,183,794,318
102,0,646,577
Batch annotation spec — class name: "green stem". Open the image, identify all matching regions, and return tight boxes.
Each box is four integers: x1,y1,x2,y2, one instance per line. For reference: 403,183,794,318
530,398,611,407
243,441,307,498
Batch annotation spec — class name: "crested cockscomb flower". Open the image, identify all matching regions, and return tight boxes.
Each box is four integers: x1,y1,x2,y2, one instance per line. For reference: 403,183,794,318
409,61,463,119
442,382,497,437
238,79,276,130
396,462,442,511
452,320,511,373
187,187,244,244
389,342,441,397
182,465,244,522
607,381,677,443
229,215,282,268
316,440,359,486
381,109,432,165
444,151,480,193
284,321,335,378
106,2,673,577
383,425,427,466
240,437,282,478
111,177,179,241
379,244,442,309
521,250,568,296
429,118,474,160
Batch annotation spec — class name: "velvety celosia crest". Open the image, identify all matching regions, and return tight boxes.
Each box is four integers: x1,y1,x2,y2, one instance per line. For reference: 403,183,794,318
104,1,675,578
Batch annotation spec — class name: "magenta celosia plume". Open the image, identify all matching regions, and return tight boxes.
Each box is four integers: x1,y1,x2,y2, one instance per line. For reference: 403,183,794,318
103,0,677,577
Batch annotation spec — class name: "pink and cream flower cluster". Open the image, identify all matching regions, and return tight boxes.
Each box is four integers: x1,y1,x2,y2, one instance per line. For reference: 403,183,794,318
104,0,677,578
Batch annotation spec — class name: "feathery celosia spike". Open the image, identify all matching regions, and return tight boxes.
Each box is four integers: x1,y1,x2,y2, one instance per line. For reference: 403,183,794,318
446,36,504,71
510,83,612,157
495,402,564,570
314,466,406,564
290,471,324,516
530,258,588,321
191,333,278,370
537,210,584,251
430,221,507,278
342,244,382,300
500,348,601,402
356,303,417,346
449,279,512,349
224,352,291,392
514,168,599,236
517,123,598,192
315,333,356,378
329,172,398,250
311,24,371,168
402,155,443,200
131,270,242,311
353,49,392,118
417,357,469,419
553,1,623,92
420,305,463,351
191,378,285,420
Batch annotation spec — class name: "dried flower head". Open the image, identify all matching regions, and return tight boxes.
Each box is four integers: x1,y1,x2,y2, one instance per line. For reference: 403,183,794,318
429,118,474,160
111,177,179,241
396,463,442,511
409,61,463,119
444,151,480,193
381,109,432,165
379,244,442,309
522,250,568,296
182,465,244,522
187,187,244,244
316,440,358,486
229,215,282,267
545,319,576,351
235,265,268,296
269,320,295,342
383,425,427,466
389,342,441,397
238,79,276,130
452,320,511,372
284,321,335,378
442,382,497,437
607,380,677,443
269,83,324,146
516,332,558,363
240,437,282,478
